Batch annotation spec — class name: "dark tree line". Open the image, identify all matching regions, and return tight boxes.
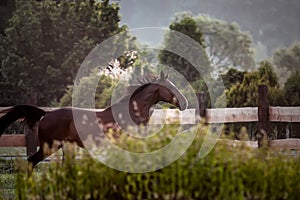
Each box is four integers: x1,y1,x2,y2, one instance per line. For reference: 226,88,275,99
0,0,125,106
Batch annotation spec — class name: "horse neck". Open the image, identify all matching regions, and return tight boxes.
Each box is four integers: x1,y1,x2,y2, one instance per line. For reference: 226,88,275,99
96,85,159,127
96,107,114,125
129,89,158,124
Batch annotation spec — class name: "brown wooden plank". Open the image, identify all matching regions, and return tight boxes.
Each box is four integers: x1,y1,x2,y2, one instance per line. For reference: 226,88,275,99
269,107,300,122
0,135,26,147
269,139,300,150
206,107,258,123
218,139,258,148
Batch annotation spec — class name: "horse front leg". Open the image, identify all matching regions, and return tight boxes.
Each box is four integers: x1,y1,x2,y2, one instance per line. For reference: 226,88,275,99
27,141,63,173
27,147,46,174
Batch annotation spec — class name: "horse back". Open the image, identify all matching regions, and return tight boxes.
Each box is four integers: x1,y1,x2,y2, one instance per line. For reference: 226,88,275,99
38,108,100,148
38,108,79,145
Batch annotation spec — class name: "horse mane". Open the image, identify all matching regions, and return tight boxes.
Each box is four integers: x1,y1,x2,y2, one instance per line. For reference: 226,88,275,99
118,74,161,103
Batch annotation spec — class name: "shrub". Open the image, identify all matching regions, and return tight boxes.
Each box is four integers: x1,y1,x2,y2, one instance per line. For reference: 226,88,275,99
14,127,300,200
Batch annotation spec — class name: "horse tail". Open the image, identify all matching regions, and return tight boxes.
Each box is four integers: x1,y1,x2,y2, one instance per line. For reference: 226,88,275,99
0,105,46,136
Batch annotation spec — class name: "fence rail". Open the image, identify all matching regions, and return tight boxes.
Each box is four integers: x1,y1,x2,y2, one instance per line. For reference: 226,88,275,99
1,85,300,156
205,107,300,123
206,107,258,123
0,135,26,147
269,107,300,122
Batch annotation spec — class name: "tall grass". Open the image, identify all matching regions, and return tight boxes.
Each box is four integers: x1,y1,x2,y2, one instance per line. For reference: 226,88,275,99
13,127,300,200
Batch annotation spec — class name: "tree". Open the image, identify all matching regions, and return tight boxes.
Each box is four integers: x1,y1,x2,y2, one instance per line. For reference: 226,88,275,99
158,13,209,82
59,71,117,108
271,43,300,87
284,71,300,106
0,0,125,106
159,12,255,83
195,15,255,73
59,49,147,108
219,68,246,90
224,61,286,107
283,71,300,138
0,0,16,35
273,42,300,73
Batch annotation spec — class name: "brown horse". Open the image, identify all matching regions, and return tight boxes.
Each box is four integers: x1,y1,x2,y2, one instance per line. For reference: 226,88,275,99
0,72,188,167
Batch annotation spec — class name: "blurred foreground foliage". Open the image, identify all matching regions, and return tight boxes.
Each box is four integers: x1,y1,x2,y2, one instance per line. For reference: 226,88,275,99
12,126,300,200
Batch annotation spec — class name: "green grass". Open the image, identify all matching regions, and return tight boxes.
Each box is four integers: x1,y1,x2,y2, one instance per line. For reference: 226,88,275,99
2,126,300,200
0,173,15,200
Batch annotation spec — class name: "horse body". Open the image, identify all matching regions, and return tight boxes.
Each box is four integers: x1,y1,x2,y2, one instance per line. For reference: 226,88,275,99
0,72,188,167
38,108,84,147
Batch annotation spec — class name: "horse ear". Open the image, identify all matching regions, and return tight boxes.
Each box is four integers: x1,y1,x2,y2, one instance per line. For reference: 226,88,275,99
160,71,168,80
160,71,164,80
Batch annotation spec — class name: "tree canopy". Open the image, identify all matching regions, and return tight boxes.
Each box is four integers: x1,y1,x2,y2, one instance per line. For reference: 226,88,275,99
159,13,255,83
219,68,246,90
273,43,300,73
221,61,286,108
195,15,255,73
0,0,125,106
284,71,300,106
0,0,16,35
158,13,208,82
59,71,117,108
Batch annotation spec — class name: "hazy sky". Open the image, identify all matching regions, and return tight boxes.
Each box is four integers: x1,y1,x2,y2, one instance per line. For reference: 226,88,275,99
117,0,300,56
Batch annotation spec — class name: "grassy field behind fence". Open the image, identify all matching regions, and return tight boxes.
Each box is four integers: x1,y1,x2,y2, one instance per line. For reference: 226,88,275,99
1,126,300,200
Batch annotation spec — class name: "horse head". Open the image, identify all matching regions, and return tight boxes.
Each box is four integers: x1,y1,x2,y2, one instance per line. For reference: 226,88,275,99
154,71,188,111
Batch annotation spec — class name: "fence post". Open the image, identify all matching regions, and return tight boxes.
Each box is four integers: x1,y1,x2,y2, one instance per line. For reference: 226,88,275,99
257,85,269,147
196,92,207,122
25,125,38,156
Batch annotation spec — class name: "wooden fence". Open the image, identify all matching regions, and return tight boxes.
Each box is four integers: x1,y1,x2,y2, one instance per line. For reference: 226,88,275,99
1,85,300,156
198,85,300,149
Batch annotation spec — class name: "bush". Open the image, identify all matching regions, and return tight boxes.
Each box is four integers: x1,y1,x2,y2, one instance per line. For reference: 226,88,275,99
13,126,300,200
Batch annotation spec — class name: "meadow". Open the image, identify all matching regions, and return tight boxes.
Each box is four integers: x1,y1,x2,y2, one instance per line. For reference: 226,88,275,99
1,126,300,200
